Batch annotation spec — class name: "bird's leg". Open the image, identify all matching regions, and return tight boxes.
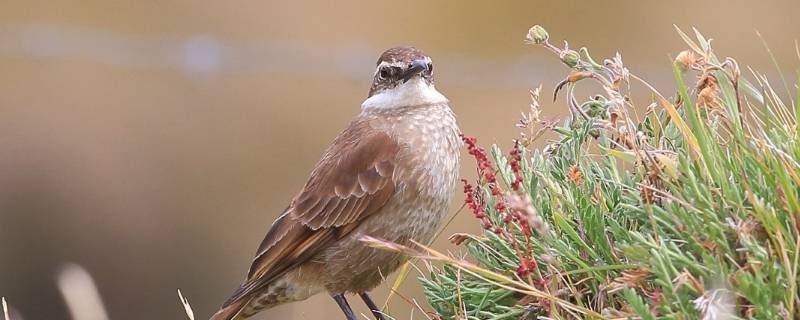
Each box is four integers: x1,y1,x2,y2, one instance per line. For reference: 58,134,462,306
332,293,357,320
359,292,386,320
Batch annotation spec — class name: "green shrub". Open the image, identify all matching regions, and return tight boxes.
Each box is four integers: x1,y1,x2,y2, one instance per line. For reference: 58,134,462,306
416,26,799,319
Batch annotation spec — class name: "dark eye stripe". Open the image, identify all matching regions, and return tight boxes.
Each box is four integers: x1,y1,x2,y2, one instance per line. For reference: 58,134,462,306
377,66,403,81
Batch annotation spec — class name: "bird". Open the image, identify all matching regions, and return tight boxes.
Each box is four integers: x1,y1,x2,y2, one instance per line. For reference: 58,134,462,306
210,46,462,320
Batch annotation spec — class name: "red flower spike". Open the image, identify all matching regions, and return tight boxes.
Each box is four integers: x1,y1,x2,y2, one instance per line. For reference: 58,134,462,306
520,220,532,237
461,134,498,187
461,179,489,223
509,141,525,191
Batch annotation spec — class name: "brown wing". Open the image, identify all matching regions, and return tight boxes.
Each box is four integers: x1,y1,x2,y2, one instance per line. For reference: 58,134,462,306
216,117,399,316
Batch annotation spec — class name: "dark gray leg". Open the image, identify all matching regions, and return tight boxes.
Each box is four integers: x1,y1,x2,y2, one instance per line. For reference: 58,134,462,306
332,293,357,320
359,292,386,320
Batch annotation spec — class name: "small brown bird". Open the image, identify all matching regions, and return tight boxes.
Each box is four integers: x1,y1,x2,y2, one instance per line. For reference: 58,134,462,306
210,47,461,320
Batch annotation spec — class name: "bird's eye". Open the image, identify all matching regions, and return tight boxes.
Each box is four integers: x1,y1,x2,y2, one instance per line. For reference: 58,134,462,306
378,68,389,80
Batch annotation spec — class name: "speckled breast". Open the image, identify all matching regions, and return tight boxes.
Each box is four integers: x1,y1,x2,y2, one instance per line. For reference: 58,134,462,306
358,102,462,248
319,103,461,293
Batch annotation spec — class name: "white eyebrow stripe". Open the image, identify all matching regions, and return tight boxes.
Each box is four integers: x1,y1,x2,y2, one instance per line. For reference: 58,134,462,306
377,61,408,69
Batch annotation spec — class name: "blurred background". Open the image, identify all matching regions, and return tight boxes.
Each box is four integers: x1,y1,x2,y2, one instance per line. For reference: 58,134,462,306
1,1,798,319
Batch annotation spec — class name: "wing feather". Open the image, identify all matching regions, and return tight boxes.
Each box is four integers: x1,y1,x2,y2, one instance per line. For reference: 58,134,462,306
218,117,399,314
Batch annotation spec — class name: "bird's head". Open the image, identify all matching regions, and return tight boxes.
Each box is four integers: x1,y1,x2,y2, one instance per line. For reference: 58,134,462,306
362,46,447,110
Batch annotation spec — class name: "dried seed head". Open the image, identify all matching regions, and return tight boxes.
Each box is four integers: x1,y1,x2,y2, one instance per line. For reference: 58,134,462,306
675,50,697,72
697,74,720,109
567,165,582,185
526,25,549,44
615,268,651,289
448,233,471,246
529,85,542,122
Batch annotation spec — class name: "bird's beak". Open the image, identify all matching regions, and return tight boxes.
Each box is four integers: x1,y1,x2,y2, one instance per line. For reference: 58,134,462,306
401,59,428,83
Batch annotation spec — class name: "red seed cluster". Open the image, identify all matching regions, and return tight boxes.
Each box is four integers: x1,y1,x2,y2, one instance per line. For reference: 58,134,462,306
495,202,507,214
518,216,532,237
462,179,492,230
502,198,534,238
516,257,538,277
461,134,503,196
460,133,544,287
461,134,492,174
509,141,525,191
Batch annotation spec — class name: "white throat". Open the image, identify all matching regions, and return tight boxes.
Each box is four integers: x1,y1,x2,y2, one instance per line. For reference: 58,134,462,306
361,77,448,110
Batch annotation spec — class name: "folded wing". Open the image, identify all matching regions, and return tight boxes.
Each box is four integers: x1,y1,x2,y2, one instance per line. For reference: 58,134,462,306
214,118,400,319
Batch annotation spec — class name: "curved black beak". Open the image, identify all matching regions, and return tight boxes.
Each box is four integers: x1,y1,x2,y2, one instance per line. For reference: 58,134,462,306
401,59,428,83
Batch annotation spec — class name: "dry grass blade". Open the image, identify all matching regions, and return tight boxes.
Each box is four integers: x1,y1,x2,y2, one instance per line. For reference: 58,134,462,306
755,30,793,100
56,263,110,320
2,297,9,320
631,73,703,159
795,40,800,62
674,25,703,55
407,240,604,318
177,289,195,320
360,236,421,257
383,263,413,310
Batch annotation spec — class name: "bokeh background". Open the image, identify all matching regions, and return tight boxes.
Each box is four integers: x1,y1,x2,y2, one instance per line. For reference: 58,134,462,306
1,1,799,319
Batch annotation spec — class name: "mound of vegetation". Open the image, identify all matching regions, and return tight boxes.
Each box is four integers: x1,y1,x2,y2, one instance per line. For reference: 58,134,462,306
372,25,799,320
